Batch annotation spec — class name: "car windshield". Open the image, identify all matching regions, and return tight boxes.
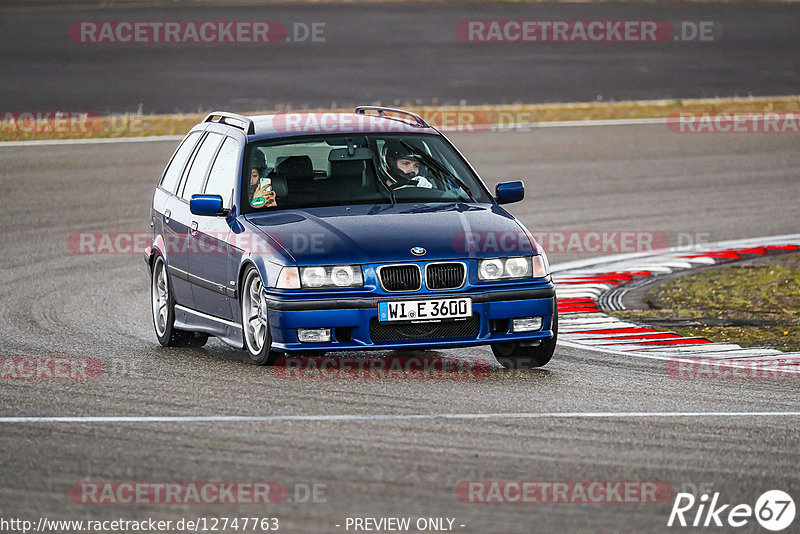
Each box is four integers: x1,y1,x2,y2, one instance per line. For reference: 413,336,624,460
241,134,491,212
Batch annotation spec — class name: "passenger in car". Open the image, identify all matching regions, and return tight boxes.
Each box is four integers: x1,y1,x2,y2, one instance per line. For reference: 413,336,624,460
248,149,277,208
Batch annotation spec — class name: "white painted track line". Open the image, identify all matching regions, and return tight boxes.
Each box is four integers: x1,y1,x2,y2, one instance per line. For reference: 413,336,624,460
2,411,800,424
561,324,640,332
0,117,695,148
643,344,748,353
0,135,183,147
551,234,800,273
558,340,800,374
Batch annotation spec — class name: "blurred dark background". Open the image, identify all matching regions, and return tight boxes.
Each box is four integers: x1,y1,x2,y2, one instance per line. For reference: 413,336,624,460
1,1,798,114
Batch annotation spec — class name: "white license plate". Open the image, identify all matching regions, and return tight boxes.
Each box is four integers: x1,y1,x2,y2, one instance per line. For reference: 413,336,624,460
378,298,472,322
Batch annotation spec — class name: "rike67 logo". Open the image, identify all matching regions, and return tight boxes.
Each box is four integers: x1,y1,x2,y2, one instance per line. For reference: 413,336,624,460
668,490,795,531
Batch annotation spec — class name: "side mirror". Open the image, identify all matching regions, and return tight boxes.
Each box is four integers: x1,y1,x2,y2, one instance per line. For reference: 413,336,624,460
190,194,227,216
495,181,524,204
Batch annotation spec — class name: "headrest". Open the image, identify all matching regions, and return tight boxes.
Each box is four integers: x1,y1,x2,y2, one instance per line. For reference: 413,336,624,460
249,149,266,169
276,155,314,180
268,172,288,198
329,158,364,174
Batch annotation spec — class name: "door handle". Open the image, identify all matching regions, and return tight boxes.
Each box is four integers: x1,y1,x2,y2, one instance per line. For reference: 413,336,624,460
190,221,198,236
163,209,171,223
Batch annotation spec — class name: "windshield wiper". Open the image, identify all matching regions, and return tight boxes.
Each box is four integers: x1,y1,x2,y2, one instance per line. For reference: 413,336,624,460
400,141,476,202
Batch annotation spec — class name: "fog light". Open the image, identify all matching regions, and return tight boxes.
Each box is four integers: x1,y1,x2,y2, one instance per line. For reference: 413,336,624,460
297,328,331,343
512,317,542,333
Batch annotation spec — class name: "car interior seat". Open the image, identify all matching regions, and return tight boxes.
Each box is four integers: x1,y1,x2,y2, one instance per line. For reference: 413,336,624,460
275,155,319,205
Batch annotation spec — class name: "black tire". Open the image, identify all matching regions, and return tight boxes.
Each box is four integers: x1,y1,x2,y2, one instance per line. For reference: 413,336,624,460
150,255,209,348
241,266,280,365
183,332,209,348
492,311,558,369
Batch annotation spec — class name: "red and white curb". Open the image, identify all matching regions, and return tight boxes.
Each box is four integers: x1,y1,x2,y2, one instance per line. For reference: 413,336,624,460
550,234,800,377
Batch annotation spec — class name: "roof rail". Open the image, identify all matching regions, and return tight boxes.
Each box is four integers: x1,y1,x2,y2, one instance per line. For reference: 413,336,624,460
354,106,430,128
203,111,255,135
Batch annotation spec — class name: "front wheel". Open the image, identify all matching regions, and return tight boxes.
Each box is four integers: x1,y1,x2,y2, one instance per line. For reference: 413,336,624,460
241,266,280,365
491,313,558,369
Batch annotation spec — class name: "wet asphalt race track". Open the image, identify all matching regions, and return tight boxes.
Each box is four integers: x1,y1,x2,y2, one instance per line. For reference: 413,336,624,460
1,2,799,112
0,125,799,532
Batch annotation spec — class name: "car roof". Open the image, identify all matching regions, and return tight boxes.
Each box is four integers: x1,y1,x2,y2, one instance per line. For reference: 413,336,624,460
199,109,440,141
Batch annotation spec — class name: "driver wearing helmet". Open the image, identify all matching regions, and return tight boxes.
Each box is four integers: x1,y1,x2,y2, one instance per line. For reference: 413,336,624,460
380,139,433,191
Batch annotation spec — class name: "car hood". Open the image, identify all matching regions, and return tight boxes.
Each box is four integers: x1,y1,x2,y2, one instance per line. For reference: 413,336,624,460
244,203,536,265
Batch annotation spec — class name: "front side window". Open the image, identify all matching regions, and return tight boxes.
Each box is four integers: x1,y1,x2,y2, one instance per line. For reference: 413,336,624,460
241,134,490,212
203,136,239,209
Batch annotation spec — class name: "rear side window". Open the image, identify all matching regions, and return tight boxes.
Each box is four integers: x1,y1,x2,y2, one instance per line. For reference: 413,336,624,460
181,132,224,200
203,137,239,209
160,131,200,194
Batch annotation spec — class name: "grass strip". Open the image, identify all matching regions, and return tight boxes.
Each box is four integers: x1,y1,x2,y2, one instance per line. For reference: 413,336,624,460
2,95,799,142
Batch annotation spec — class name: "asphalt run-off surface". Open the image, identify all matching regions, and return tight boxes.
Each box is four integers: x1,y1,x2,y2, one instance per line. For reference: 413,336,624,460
0,124,798,531
0,2,799,112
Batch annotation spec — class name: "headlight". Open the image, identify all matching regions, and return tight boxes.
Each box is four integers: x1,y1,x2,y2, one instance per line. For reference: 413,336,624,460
505,257,530,277
298,265,363,289
532,251,550,278
330,265,355,286
478,257,532,280
478,258,504,280
301,266,327,288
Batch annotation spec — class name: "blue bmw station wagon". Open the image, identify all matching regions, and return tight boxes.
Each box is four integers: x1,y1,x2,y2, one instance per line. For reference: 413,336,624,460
146,107,557,367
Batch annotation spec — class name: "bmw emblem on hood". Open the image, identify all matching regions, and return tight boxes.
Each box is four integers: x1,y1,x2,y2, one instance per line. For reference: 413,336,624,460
411,247,426,256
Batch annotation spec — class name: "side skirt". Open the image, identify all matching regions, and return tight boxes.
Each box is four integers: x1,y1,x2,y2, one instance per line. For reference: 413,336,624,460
174,305,244,349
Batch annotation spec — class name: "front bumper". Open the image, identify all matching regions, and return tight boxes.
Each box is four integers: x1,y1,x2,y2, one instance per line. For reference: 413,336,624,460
264,286,557,352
